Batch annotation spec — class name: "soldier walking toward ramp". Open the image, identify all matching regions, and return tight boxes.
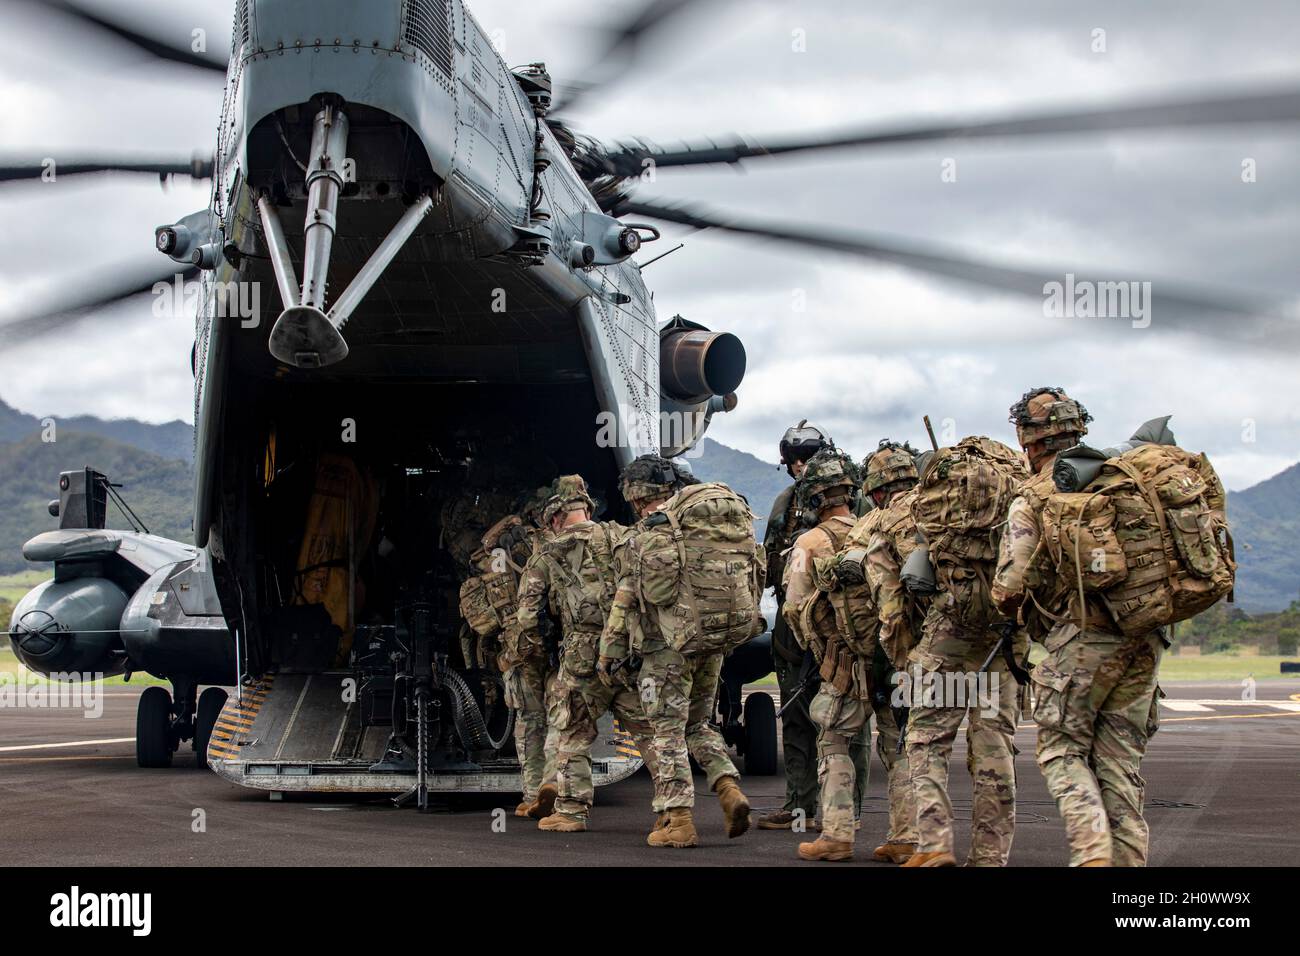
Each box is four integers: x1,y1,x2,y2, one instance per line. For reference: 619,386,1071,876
458,497,555,817
855,440,927,864
515,476,660,833
780,449,875,861
887,436,1027,867
601,455,761,847
992,388,1233,866
757,422,869,831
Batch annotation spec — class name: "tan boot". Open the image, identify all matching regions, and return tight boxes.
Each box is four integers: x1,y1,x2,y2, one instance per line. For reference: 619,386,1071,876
647,808,698,848
652,813,670,832
872,842,916,864
1079,858,1112,867
901,850,958,868
537,811,587,832
526,783,558,820
514,801,532,818
713,776,750,839
798,837,854,862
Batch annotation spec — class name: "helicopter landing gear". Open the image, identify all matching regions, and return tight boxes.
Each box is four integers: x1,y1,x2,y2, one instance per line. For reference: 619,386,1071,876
194,687,228,769
135,679,203,769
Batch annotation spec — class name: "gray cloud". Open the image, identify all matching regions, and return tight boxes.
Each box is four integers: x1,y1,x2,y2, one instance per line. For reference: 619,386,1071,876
0,0,1296,491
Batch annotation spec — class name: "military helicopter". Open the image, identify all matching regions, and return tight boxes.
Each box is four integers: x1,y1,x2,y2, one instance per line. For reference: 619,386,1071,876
4,0,1297,803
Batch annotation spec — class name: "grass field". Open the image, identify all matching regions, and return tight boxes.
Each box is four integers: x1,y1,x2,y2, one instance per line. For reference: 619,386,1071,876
0,569,48,605
1158,654,1296,682
0,647,167,687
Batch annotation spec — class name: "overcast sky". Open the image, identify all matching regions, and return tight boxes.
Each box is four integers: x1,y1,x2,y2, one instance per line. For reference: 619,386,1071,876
0,0,1297,490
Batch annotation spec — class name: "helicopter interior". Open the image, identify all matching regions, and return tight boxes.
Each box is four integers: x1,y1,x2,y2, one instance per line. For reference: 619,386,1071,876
213,377,621,769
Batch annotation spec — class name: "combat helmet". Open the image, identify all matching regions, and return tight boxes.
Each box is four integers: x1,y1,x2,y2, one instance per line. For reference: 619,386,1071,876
779,420,832,477
1009,387,1092,450
796,447,859,516
864,439,920,493
540,474,596,525
619,454,696,506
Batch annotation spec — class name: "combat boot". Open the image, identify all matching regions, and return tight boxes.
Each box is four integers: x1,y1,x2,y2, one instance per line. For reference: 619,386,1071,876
798,837,854,862
1079,858,1112,867
647,808,698,848
514,801,532,818
901,850,957,867
756,809,798,830
652,812,669,831
537,810,587,833
526,783,558,820
713,776,751,838
872,842,916,864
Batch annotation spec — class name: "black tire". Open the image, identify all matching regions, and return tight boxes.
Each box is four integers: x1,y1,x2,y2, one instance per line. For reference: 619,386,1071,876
194,687,228,769
742,691,778,776
136,686,174,768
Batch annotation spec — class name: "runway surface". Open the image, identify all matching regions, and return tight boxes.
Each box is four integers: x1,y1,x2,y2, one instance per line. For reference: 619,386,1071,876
1,680,1297,866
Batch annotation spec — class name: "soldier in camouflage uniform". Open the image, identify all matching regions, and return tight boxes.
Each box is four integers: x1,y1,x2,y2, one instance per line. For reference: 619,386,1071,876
849,440,926,864
515,476,660,833
460,506,554,817
494,486,564,818
992,388,1164,867
758,422,869,830
782,449,873,861
600,455,752,848
873,444,1022,868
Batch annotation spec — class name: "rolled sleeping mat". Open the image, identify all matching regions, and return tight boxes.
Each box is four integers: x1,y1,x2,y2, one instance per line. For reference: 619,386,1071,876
1052,415,1178,492
900,544,938,595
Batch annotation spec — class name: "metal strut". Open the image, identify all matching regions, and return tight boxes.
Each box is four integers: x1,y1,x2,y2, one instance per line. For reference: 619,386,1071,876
259,101,437,369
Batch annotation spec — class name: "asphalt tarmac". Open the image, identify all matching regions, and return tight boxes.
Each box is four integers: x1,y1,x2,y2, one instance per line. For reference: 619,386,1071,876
1,680,1297,867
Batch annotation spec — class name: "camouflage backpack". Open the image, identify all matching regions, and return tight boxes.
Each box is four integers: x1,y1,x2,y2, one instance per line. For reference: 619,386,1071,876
635,483,766,655
793,517,878,697
457,515,534,639
538,521,620,636
1039,443,1234,636
911,436,1030,628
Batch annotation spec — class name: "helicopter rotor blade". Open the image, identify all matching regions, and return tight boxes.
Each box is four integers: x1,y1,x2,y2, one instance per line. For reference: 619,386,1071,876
616,198,1295,345
551,0,716,115
37,0,228,74
600,87,1300,176
0,263,200,347
0,154,214,185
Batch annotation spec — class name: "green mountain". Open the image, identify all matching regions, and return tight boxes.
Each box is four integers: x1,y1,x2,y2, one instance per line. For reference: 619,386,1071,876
688,437,792,540
0,432,194,575
1224,463,1300,612
0,391,1294,613
0,397,193,463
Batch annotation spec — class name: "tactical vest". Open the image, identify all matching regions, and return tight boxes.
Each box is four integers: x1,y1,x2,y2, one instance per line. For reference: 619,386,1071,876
797,517,874,699
912,436,1029,628
1035,444,1235,636
634,483,765,656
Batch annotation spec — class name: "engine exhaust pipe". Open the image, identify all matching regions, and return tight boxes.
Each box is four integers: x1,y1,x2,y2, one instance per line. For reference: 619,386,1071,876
660,328,746,403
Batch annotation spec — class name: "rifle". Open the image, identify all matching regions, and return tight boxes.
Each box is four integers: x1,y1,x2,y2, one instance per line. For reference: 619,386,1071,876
537,613,560,670
923,415,939,452
775,650,819,718
979,620,1031,685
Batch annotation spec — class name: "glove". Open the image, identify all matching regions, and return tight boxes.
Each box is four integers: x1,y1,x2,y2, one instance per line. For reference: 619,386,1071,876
596,656,619,686
990,585,1023,618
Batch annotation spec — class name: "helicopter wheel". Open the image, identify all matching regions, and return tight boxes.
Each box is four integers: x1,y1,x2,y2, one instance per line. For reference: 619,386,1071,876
136,686,175,768
193,687,228,769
